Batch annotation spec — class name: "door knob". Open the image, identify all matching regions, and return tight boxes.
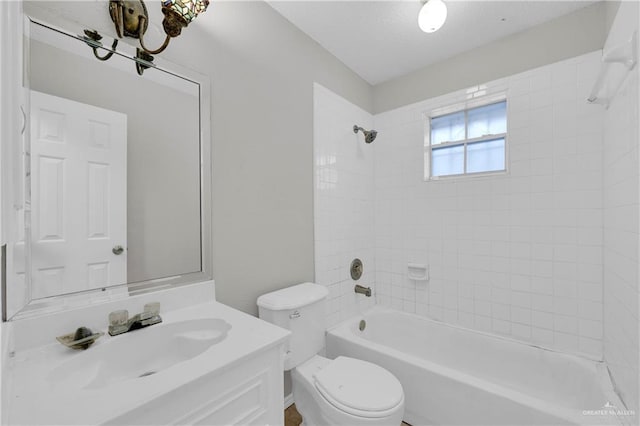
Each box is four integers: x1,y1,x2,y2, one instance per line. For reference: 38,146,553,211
112,245,124,255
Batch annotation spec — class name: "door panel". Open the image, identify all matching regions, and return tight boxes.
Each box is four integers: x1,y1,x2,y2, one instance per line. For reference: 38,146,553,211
30,91,127,298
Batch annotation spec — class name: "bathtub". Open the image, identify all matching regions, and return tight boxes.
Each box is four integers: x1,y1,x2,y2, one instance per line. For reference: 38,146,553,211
326,307,626,426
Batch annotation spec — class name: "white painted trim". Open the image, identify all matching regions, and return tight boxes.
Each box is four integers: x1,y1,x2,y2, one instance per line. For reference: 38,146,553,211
284,393,295,410
430,92,507,118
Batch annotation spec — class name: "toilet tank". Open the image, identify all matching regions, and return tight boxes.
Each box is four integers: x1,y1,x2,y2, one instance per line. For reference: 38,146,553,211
257,283,329,371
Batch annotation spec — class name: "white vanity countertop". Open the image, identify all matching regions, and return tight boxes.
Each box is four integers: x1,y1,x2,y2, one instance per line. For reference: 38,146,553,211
6,300,290,425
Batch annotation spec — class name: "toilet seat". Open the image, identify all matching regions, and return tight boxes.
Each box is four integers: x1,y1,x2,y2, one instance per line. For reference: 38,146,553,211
313,356,404,419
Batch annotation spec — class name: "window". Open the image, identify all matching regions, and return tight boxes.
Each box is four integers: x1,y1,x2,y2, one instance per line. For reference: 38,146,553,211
427,99,507,178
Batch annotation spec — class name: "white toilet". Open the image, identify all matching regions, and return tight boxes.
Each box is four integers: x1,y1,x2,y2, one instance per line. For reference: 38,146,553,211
257,282,404,426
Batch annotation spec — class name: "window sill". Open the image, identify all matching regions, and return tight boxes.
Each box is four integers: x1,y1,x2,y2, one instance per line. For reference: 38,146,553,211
425,169,508,182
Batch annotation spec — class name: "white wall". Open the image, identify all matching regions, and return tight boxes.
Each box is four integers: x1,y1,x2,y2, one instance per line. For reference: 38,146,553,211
313,83,375,328
23,0,373,315
602,1,639,418
129,1,374,315
373,1,617,114
373,51,605,359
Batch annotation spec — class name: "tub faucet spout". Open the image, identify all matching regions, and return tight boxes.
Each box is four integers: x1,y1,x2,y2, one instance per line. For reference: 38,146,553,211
354,285,372,297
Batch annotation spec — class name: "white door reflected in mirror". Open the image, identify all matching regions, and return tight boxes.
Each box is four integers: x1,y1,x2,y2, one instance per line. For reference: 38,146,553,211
30,91,127,297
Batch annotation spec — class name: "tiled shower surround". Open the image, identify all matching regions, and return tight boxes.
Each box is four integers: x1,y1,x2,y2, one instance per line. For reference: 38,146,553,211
602,2,639,415
313,83,376,327
314,51,607,359
373,51,604,359
603,63,639,418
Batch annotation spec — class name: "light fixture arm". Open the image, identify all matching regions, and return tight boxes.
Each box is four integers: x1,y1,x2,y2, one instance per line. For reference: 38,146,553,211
91,38,119,61
137,15,172,55
111,1,123,38
134,48,156,75
82,30,119,62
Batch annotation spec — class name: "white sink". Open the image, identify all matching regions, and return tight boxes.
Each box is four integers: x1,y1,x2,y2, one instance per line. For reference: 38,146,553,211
48,318,231,390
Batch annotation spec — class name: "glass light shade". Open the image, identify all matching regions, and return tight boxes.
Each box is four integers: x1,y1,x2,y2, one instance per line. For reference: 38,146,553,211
163,0,210,23
418,0,447,33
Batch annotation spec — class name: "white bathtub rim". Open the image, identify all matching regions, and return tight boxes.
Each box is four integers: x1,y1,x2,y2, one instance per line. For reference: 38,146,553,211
332,305,603,364
332,305,621,398
328,326,607,425
327,306,625,425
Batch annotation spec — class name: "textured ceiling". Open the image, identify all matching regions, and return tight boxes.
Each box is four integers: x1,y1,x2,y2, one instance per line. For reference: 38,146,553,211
267,1,597,85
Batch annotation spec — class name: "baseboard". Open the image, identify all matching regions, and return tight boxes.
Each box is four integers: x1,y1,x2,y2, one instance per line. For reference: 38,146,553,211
284,393,294,409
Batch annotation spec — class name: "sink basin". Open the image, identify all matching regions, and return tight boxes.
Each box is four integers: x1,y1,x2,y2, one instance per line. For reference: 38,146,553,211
48,318,231,390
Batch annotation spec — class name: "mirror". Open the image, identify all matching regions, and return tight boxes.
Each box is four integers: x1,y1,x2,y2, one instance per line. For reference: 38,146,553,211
6,16,211,319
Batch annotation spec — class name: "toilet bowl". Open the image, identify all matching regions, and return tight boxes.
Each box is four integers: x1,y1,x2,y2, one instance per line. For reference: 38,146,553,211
292,355,404,426
257,283,405,426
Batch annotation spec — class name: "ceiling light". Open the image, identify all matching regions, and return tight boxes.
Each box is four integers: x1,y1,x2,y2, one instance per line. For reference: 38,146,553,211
418,0,447,33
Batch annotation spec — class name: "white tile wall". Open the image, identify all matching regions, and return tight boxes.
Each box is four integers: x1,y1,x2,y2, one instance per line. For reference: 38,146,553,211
314,23,638,418
602,2,639,418
313,83,375,328
373,51,605,359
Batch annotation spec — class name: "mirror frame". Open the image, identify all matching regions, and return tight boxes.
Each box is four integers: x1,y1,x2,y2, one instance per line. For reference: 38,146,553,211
6,14,212,320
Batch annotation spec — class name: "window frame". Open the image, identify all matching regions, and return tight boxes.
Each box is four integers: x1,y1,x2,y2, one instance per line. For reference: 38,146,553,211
424,95,508,180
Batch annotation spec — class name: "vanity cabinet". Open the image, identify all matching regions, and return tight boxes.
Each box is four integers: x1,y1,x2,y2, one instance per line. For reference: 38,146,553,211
5,286,290,426
104,346,285,426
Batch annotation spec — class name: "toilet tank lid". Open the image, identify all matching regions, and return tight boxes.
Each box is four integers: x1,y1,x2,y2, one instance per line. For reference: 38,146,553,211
257,282,329,311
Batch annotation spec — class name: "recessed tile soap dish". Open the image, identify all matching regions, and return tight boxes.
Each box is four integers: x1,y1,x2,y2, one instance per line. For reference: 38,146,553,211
408,263,429,281
56,328,104,350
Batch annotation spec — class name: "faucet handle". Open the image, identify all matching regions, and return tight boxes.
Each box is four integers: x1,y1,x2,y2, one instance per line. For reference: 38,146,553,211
144,302,160,315
140,302,162,324
143,302,160,316
109,309,128,326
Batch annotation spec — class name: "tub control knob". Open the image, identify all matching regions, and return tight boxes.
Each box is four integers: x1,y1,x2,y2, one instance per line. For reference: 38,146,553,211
351,258,363,280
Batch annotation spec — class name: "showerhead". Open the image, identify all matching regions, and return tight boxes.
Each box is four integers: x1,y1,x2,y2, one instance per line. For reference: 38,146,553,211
353,125,378,143
364,129,377,143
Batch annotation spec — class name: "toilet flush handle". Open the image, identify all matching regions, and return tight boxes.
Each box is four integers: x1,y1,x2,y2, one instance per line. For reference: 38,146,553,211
289,310,301,319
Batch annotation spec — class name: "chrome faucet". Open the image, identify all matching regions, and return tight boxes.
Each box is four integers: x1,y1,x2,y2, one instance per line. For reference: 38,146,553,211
354,284,372,297
108,302,162,336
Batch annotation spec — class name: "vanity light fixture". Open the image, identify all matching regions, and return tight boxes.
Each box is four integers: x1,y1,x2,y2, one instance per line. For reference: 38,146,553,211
82,0,209,75
109,0,210,55
418,0,447,33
